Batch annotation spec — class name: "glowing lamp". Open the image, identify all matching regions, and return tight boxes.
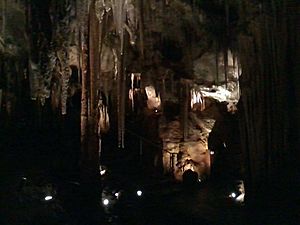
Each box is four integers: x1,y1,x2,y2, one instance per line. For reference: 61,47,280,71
235,193,245,203
136,190,142,196
230,192,236,198
100,169,106,176
45,195,53,201
103,199,109,206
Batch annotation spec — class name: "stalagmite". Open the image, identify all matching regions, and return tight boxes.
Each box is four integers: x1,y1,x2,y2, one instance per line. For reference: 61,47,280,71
130,73,135,111
97,96,110,163
145,85,161,110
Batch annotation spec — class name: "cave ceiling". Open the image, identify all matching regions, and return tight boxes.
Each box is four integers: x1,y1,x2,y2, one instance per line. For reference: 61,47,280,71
0,0,240,91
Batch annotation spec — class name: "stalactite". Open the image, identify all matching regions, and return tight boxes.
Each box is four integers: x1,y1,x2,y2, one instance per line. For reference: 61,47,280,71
130,73,135,111
232,52,236,75
88,0,99,118
190,88,205,111
26,0,33,102
121,57,126,148
111,0,127,55
224,0,229,89
111,0,130,148
181,80,189,141
161,76,166,113
28,61,39,100
126,0,137,46
114,45,125,148
0,89,2,113
98,135,102,166
97,12,105,81
225,0,229,37
118,31,126,149
61,71,70,115
59,49,71,115
215,46,219,84
112,48,117,80
223,49,228,89
2,0,6,40
115,56,126,148
80,5,88,145
115,48,121,147
137,0,145,59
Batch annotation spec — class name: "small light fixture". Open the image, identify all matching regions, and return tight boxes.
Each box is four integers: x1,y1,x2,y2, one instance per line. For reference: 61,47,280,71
229,192,236,198
136,190,142,196
45,195,53,201
210,151,215,155
103,199,109,206
115,192,119,198
235,193,245,203
100,169,106,176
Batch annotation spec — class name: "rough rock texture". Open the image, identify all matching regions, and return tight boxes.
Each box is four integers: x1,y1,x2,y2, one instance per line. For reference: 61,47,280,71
0,0,242,181
0,2,298,216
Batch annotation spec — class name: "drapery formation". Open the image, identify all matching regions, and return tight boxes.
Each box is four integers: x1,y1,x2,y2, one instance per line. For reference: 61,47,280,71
238,1,299,201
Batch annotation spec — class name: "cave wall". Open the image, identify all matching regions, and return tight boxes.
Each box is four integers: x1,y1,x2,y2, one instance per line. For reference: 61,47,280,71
2,1,298,204
237,1,300,203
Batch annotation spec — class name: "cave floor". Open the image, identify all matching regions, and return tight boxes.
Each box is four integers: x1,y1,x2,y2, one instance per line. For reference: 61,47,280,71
0,117,297,225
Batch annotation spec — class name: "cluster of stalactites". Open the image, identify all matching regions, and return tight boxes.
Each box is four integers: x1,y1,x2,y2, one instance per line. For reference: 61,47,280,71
94,0,139,148
190,88,205,111
95,0,137,46
25,0,79,114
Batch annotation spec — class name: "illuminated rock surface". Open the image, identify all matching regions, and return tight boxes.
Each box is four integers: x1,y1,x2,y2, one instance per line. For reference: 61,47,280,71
0,1,299,225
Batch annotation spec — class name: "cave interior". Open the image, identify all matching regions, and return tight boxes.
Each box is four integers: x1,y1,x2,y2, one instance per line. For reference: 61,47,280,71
0,0,299,225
